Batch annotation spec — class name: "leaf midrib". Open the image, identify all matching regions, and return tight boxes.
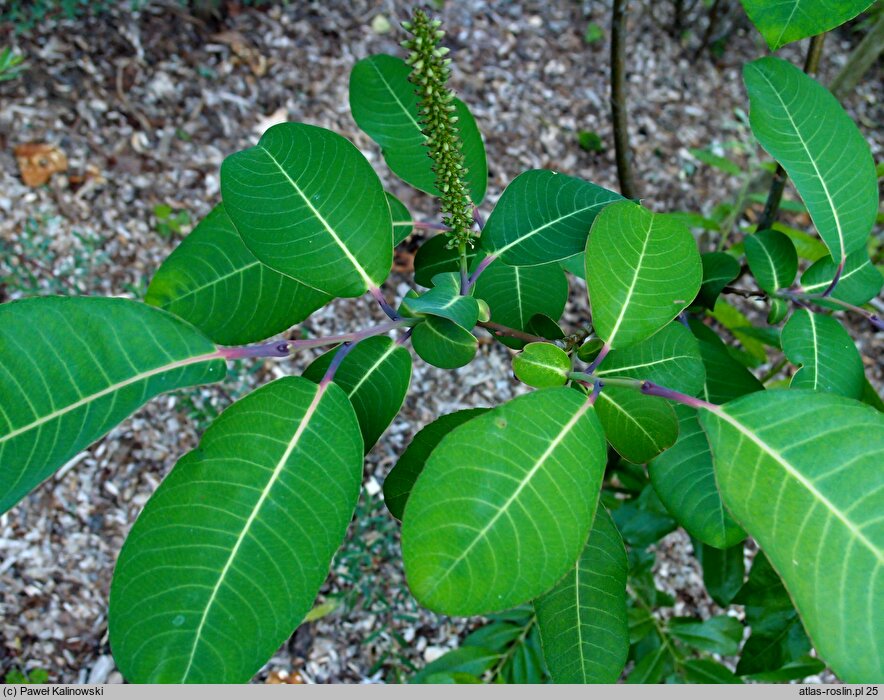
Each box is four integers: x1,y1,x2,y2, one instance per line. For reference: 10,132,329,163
712,407,882,564
257,146,377,290
422,397,594,595
180,382,327,682
605,213,654,348
753,64,845,260
491,202,610,258
0,350,222,445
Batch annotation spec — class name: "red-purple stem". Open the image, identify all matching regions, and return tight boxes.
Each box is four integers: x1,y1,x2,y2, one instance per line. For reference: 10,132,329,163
320,342,356,387
820,256,845,298
466,254,497,291
639,381,718,411
218,341,293,360
472,205,485,230
410,221,451,232
585,342,611,373
370,287,401,321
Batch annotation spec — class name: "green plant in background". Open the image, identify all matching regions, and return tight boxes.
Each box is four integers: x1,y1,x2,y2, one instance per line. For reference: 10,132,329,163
4,668,49,684
152,203,192,239
0,46,27,81
1,1,882,686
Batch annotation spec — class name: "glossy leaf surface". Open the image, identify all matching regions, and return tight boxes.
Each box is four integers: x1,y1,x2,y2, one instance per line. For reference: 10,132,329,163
303,336,412,452
481,170,622,265
745,57,877,261
744,228,797,294
411,316,477,369
402,388,606,615
801,249,883,305
349,54,487,204
596,388,678,464
109,377,363,682
513,342,571,388
587,201,702,349
146,204,330,345
700,390,884,682
221,122,392,297
535,507,628,683
0,297,225,514
740,0,874,50
781,309,864,399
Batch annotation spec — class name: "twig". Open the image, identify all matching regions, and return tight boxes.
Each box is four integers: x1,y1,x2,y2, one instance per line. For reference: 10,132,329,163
370,287,401,321
477,320,547,344
610,0,639,199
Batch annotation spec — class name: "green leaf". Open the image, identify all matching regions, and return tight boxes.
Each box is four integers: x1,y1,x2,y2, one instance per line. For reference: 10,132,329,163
771,222,830,261
535,507,629,683
801,249,883,305
513,342,571,388
682,659,743,684
401,273,480,330
108,376,363,682
596,323,705,396
384,408,488,520
861,379,884,412
481,170,622,265
744,229,797,294
699,390,884,683
696,252,741,310
668,615,743,656
739,0,874,50
145,204,330,345
596,388,678,464
472,259,568,349
410,647,499,684
220,122,392,297
387,192,414,246
781,309,865,399
587,201,702,349
612,486,678,548
696,541,745,606
689,319,765,403
348,54,487,204
744,655,825,682
302,336,411,452
767,297,790,325
413,235,478,288
411,316,477,369
649,406,745,549
689,148,742,176
0,297,225,515
710,299,768,366
734,553,812,676
744,57,877,261
402,388,606,615
627,645,670,684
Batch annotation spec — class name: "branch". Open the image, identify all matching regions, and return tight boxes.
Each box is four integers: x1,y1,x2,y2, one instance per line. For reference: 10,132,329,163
610,0,639,199
477,320,548,344
829,9,884,97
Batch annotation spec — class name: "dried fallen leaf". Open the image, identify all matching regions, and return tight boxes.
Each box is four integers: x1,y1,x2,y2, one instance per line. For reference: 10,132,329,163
14,143,68,187
211,30,268,77
265,670,305,684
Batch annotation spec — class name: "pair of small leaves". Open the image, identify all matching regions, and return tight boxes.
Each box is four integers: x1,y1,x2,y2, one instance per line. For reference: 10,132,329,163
349,54,488,205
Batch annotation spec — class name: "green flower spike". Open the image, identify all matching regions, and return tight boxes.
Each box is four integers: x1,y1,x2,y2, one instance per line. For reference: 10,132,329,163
401,9,475,247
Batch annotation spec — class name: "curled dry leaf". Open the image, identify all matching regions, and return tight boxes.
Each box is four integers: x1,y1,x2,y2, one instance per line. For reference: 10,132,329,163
13,143,68,187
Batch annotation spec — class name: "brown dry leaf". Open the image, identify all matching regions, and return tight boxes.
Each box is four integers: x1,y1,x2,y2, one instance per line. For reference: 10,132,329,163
14,143,68,187
210,30,268,77
265,670,305,684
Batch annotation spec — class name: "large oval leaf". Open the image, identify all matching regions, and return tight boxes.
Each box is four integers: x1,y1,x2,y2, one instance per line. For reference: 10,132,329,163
649,405,745,549
699,390,884,683
587,201,702,349
349,54,487,204
535,507,629,683
744,57,877,261
0,297,225,514
472,258,568,349
481,170,622,266
220,122,392,297
146,204,330,345
384,408,489,521
109,377,363,682
781,309,864,399
740,0,875,50
801,249,883,306
302,336,412,452
595,322,705,396
402,388,606,615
